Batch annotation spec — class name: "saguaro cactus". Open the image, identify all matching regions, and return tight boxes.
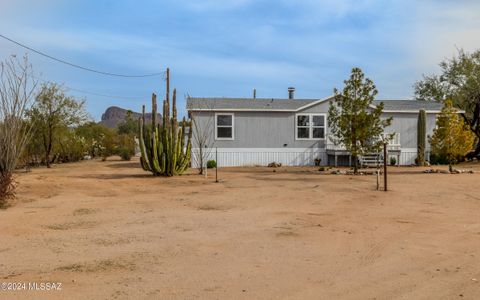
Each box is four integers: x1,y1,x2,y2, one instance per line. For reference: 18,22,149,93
417,109,426,165
138,69,192,176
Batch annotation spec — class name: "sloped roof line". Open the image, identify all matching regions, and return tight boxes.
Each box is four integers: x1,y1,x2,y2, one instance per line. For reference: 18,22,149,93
187,97,447,112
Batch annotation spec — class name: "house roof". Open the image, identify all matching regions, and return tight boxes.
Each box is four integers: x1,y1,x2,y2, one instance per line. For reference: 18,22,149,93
187,97,320,111
187,97,446,113
372,100,444,112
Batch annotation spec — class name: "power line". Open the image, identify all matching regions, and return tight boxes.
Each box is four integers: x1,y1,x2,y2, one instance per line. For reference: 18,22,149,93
0,33,164,78
33,75,151,100
66,86,150,100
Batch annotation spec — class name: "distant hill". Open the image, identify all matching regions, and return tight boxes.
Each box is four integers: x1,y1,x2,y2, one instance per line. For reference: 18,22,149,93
100,106,161,128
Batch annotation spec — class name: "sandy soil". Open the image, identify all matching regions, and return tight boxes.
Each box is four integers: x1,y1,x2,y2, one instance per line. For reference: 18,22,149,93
1,158,480,299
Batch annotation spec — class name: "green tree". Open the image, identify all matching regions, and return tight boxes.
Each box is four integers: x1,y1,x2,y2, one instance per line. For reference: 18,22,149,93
116,110,137,161
28,83,88,167
328,67,392,174
414,49,480,157
117,110,138,135
429,99,475,172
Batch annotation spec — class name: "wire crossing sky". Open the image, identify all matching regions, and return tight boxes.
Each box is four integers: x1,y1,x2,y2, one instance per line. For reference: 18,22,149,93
0,34,165,78
1,0,479,120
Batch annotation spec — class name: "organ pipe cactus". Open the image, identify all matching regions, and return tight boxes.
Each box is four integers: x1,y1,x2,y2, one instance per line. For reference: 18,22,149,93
417,109,426,165
138,68,192,176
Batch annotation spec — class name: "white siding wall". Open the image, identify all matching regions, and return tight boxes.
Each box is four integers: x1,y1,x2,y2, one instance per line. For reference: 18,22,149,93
192,148,427,167
192,148,327,168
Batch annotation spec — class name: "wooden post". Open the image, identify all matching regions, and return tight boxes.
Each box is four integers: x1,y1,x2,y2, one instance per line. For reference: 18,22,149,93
383,143,388,191
204,145,208,179
215,147,219,183
166,68,170,104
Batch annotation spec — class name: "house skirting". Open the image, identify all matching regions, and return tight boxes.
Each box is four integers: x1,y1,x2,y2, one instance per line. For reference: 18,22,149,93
191,148,328,168
397,148,430,165
191,148,429,168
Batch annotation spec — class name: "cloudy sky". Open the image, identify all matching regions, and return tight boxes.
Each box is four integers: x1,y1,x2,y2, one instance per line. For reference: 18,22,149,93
1,0,480,119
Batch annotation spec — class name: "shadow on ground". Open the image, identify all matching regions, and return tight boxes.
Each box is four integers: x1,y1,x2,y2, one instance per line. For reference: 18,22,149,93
106,162,141,169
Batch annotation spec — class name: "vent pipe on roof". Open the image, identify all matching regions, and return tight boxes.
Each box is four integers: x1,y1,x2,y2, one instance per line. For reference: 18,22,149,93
288,87,295,99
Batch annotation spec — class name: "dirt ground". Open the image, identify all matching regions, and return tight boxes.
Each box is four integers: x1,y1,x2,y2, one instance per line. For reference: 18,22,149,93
1,158,480,299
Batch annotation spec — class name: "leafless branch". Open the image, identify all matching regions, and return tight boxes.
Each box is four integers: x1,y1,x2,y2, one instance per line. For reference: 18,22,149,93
0,54,38,206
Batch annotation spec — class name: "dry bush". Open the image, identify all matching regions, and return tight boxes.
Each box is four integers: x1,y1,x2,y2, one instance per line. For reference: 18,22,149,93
0,174,15,208
0,55,37,207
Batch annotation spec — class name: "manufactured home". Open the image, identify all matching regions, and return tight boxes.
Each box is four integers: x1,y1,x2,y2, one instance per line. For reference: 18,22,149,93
186,89,444,167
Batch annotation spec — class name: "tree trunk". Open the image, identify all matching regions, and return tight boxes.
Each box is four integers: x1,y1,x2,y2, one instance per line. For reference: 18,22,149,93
198,147,204,175
45,142,52,168
461,97,480,159
473,139,480,157
45,154,50,168
353,154,358,174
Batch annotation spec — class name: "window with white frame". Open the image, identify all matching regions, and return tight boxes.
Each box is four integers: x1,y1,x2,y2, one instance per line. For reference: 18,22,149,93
215,113,234,140
296,114,326,140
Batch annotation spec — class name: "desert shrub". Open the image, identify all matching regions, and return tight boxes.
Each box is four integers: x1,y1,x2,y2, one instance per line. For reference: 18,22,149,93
0,174,15,208
117,133,135,161
55,128,87,163
207,160,216,168
76,122,113,158
430,153,450,165
119,148,133,161
319,167,325,171
389,156,396,166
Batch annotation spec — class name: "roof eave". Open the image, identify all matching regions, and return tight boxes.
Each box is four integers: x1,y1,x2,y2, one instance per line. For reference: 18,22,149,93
381,110,442,114
187,108,297,112
294,95,335,111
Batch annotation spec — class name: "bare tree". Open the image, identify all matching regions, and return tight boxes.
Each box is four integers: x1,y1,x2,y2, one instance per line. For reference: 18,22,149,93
0,55,38,207
189,102,215,175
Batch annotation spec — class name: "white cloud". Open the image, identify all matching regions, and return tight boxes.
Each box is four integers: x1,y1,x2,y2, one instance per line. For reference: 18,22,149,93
410,3,480,68
2,0,480,114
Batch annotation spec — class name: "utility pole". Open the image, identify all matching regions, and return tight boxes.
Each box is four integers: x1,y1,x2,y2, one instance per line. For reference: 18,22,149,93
166,68,170,103
253,89,256,99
